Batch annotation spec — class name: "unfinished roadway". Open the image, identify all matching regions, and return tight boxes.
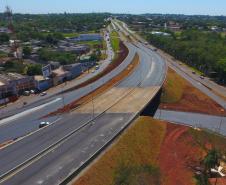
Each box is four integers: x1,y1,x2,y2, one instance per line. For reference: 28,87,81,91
0,34,166,184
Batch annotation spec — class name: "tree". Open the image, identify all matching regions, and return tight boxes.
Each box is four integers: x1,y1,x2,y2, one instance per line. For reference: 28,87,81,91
45,34,57,45
0,33,9,43
27,64,42,76
203,149,219,176
52,32,64,40
23,46,32,57
216,58,226,83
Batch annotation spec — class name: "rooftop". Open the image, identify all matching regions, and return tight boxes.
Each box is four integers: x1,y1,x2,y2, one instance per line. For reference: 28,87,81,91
0,73,28,85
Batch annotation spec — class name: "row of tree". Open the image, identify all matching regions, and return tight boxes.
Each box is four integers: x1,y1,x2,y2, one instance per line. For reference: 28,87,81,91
0,13,109,42
147,30,226,84
3,60,42,76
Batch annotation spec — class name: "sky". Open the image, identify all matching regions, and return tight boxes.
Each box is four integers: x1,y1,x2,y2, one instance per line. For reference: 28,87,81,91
1,0,226,15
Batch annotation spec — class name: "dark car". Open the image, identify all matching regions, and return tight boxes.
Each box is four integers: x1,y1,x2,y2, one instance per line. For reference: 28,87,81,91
39,122,50,128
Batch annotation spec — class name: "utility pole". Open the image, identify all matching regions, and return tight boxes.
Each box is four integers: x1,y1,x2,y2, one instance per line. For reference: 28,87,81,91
5,6,20,59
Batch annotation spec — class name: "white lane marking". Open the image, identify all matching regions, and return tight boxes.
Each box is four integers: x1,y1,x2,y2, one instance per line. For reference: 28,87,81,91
0,98,62,126
146,60,155,79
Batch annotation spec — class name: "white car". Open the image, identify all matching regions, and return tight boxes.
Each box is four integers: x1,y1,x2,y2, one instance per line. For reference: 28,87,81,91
40,92,47,96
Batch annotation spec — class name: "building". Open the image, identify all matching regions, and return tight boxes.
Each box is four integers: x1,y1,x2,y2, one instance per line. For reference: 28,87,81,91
58,44,90,54
0,73,35,99
73,34,103,42
52,67,70,86
35,76,53,91
49,61,60,70
79,56,96,71
166,21,181,32
0,27,11,33
151,31,171,36
63,63,82,79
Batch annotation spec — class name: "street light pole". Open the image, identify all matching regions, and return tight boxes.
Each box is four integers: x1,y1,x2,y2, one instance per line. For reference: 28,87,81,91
218,107,225,134
62,82,66,107
90,84,95,124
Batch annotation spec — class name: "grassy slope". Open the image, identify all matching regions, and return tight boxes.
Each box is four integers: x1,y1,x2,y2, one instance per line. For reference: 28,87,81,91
73,116,226,185
110,31,120,53
161,68,185,103
161,68,225,116
74,117,166,185
189,128,226,153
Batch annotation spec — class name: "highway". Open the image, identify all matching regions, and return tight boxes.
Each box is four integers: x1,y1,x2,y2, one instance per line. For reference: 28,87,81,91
0,30,114,120
0,42,135,143
166,59,226,109
116,19,226,110
155,109,226,136
0,17,224,185
0,20,166,185
0,44,166,185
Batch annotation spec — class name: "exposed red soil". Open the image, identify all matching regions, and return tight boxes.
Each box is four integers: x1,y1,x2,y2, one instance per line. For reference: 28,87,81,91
161,89,225,116
159,123,205,185
161,69,226,116
209,177,226,185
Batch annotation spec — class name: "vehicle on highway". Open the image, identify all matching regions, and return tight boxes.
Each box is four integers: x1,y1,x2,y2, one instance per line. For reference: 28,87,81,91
39,121,50,128
95,65,100,70
40,92,47,96
200,75,205,79
192,71,196,74
91,70,95,73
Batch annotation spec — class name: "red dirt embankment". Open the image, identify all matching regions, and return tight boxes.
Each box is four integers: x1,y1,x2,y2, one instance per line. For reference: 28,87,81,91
161,68,226,116
209,178,226,185
159,123,204,185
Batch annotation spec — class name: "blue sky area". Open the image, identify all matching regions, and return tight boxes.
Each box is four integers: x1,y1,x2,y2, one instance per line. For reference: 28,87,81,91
1,0,226,15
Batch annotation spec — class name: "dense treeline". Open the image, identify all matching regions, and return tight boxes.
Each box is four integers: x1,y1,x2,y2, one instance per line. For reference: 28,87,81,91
147,30,226,83
120,14,226,30
0,13,110,41
3,60,42,75
38,48,77,65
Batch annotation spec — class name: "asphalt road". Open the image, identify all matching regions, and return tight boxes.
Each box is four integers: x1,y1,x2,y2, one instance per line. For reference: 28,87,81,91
0,41,166,184
155,109,226,136
0,30,114,120
119,19,226,110
166,61,226,110
0,42,135,143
